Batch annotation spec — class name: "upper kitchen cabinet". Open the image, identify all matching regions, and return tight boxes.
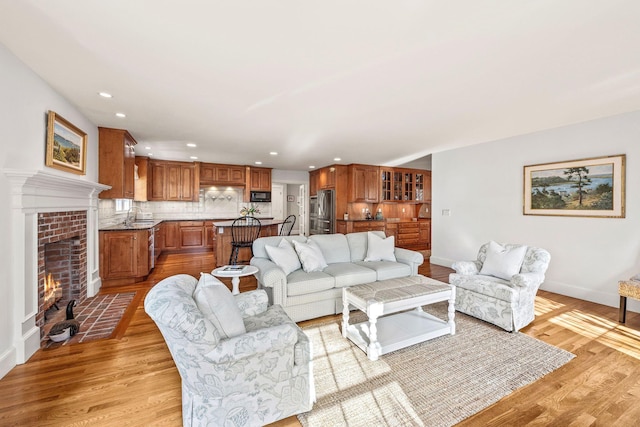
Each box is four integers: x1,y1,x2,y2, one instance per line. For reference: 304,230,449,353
349,164,379,203
249,167,272,191
98,127,137,199
148,160,198,202
380,167,431,203
134,156,148,201
199,162,245,186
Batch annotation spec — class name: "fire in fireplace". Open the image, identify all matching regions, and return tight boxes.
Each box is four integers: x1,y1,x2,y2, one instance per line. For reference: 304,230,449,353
43,272,63,312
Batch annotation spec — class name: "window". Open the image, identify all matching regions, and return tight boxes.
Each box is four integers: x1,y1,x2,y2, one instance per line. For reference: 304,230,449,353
114,199,132,213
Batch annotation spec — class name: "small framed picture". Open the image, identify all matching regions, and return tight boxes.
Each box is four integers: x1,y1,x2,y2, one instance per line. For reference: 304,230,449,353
45,110,87,175
287,195,295,202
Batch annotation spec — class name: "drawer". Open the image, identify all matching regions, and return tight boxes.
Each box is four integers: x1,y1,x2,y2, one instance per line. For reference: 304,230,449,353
180,221,204,227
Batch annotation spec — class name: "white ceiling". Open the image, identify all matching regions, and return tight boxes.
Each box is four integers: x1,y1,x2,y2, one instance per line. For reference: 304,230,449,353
1,1,640,171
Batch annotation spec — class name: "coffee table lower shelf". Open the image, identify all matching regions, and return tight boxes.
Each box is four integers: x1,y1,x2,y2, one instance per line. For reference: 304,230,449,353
344,310,451,358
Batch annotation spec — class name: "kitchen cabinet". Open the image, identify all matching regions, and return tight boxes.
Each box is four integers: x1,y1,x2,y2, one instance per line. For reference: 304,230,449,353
389,220,431,250
319,166,336,190
148,160,198,201
349,164,379,202
380,167,430,203
99,230,150,284
162,221,214,252
162,222,180,250
309,169,319,196
336,220,386,234
249,167,272,191
153,223,163,262
179,221,205,249
98,127,137,199
199,163,245,186
134,157,149,201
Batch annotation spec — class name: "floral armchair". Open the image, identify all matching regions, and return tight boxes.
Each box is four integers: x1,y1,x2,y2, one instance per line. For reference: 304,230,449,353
144,273,314,427
449,242,551,332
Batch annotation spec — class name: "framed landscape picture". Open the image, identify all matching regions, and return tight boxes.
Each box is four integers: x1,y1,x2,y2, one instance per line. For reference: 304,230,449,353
523,154,625,218
45,110,87,175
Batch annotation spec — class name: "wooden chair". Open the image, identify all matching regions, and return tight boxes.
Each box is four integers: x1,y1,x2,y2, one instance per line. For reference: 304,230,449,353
229,216,261,265
279,215,296,236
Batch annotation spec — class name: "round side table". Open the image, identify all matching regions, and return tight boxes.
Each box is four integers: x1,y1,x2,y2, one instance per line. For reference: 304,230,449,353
211,265,259,295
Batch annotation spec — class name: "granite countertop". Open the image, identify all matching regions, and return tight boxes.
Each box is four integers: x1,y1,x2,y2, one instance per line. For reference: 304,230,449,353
99,219,163,231
212,219,285,227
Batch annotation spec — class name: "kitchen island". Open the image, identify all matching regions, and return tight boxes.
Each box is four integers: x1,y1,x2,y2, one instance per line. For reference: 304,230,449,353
212,219,285,267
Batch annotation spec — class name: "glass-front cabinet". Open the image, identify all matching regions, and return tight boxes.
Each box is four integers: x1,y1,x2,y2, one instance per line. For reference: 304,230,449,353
380,167,430,202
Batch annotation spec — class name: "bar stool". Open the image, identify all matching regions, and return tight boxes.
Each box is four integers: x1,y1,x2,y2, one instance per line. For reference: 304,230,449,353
279,215,296,236
229,216,261,265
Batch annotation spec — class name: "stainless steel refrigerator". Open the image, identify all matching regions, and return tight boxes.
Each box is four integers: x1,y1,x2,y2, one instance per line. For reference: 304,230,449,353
309,189,335,234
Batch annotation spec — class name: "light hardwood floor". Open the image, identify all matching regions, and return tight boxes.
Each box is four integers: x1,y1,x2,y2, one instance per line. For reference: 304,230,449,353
1,252,640,426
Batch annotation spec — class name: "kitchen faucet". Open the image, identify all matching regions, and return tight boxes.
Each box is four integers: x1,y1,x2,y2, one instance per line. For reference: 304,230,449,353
124,206,142,226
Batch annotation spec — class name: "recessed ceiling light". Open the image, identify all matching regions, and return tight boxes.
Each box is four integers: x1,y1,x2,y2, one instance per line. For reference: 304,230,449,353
255,161,262,165
148,153,153,156
186,143,197,147
145,146,151,150
309,165,316,169
269,151,278,156
334,157,341,161
115,112,126,118
98,92,112,98
190,156,198,160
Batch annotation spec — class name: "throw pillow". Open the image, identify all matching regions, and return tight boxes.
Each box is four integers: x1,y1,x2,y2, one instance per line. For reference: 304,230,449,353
265,238,301,275
193,272,246,339
293,239,328,273
364,231,396,262
480,241,528,281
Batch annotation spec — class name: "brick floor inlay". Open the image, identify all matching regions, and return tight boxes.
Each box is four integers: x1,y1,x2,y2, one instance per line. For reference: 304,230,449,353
43,292,135,348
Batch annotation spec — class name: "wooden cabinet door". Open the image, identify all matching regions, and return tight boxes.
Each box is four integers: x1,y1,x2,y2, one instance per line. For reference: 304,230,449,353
166,164,181,200
101,231,137,279
149,161,166,201
309,170,319,196
180,165,196,201
162,222,180,250
419,220,431,250
199,163,215,183
136,230,150,277
380,168,393,201
229,166,245,184
205,223,214,249
250,167,272,191
123,134,136,199
180,221,205,248
350,165,379,202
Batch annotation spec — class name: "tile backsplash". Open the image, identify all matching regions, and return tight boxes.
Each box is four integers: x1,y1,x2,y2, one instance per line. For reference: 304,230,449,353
98,188,272,227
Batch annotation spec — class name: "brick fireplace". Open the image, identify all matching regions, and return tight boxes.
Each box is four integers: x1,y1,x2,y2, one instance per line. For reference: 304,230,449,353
4,170,108,364
38,211,88,338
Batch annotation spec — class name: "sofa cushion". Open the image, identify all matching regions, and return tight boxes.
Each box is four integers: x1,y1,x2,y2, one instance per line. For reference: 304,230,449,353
450,273,516,303
193,273,246,339
324,262,378,288
308,233,351,264
253,235,307,259
265,238,301,275
480,241,527,280
293,240,328,272
364,231,396,262
355,260,411,281
287,270,335,296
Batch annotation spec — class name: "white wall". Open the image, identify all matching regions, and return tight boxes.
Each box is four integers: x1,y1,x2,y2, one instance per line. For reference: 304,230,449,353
431,110,640,312
0,43,99,377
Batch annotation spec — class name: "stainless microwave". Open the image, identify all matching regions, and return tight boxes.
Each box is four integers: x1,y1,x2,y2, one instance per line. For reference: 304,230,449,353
250,191,271,202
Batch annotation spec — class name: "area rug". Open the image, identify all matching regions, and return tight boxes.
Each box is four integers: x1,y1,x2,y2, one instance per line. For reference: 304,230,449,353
298,302,575,427
43,292,136,348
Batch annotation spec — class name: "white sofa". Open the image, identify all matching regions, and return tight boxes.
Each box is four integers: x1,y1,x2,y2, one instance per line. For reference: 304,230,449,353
250,231,424,322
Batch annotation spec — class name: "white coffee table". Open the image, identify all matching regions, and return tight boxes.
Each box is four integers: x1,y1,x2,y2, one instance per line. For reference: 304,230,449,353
211,265,259,295
342,275,455,361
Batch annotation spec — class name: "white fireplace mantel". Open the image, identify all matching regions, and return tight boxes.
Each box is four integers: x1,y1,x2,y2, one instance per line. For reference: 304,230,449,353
4,169,110,365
